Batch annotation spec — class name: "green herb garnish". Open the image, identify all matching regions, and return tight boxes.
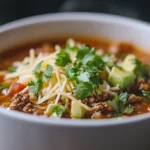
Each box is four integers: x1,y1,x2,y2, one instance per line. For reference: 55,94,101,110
142,90,150,101
73,82,93,100
28,79,43,99
47,104,67,117
132,59,149,78
55,50,71,66
8,67,16,73
32,61,43,78
108,95,119,113
124,106,135,115
0,85,10,90
28,62,53,98
65,45,105,99
42,65,53,81
119,92,128,103
108,93,134,116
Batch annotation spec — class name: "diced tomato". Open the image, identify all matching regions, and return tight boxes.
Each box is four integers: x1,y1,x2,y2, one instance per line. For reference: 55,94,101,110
9,83,26,95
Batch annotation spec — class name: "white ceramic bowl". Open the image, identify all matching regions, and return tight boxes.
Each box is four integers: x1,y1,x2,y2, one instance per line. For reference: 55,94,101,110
0,13,150,150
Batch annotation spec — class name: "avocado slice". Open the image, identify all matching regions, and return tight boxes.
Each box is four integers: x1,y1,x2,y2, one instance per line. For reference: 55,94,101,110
46,104,67,117
122,55,136,72
108,67,136,89
71,101,86,118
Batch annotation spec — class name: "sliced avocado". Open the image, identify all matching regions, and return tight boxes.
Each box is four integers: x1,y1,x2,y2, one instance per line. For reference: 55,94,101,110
46,104,67,117
71,101,86,118
122,55,136,72
108,67,136,89
46,104,58,116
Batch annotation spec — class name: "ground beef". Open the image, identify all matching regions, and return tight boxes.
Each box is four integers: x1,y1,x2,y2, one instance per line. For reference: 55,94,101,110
127,94,144,104
10,93,36,113
91,102,113,114
23,103,36,114
83,92,114,107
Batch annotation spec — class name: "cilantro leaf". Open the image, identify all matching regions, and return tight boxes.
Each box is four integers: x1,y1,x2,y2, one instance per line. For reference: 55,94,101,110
90,74,103,90
42,65,53,81
66,45,105,99
108,95,119,113
0,85,10,90
132,59,149,78
32,61,43,78
77,72,90,82
74,82,93,100
66,66,79,80
124,106,135,115
82,48,96,65
55,50,71,66
28,81,35,93
119,102,126,114
108,94,134,116
28,79,43,98
119,92,128,103
8,67,16,73
101,54,114,63
76,45,91,60
142,90,150,100
51,105,67,118
101,54,116,68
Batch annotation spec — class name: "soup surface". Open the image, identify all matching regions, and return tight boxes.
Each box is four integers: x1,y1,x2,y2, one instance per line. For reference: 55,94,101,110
0,38,150,119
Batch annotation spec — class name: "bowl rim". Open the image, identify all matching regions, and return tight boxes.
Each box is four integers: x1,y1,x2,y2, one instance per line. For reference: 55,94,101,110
0,12,150,127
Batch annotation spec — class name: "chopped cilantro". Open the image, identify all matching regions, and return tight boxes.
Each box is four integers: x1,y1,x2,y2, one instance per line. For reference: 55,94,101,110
77,72,90,82
65,45,105,99
76,45,91,61
29,62,53,98
32,61,43,78
124,106,135,115
108,94,134,116
42,65,53,81
28,79,43,99
108,95,119,113
119,92,128,103
142,90,150,101
74,82,93,100
8,67,16,73
0,85,10,90
132,59,149,78
55,50,71,66
66,66,79,80
48,104,67,118
101,54,117,68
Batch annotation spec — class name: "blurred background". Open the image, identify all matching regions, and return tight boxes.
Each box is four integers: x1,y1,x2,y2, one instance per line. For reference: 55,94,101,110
0,0,149,25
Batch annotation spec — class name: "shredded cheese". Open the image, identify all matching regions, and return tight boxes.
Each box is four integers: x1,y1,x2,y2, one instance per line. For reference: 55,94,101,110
3,42,121,115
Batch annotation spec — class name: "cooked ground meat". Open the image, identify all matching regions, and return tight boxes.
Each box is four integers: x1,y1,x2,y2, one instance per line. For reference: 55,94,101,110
10,93,36,113
127,94,144,104
23,103,36,114
91,102,113,114
83,92,114,107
